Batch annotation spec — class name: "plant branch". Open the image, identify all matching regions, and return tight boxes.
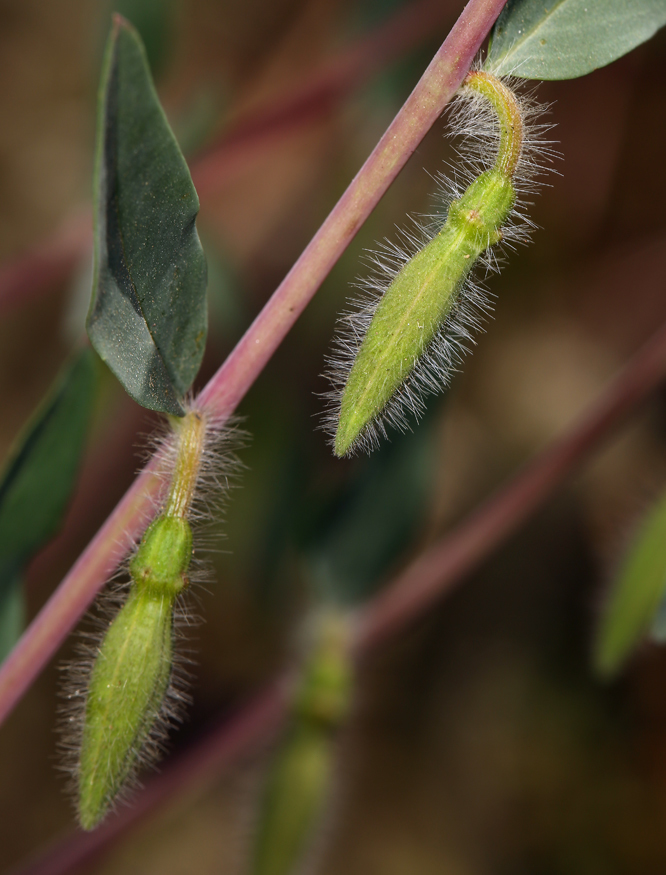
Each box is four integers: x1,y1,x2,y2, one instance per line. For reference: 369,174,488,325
196,0,508,417
0,0,506,728
16,314,666,875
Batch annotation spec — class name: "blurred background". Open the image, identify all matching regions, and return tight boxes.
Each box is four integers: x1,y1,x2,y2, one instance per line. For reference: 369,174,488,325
1,0,666,873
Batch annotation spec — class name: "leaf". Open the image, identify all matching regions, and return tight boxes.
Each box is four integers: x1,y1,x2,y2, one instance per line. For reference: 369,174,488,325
87,16,207,416
487,0,666,80
593,490,666,678
0,574,25,664
0,347,98,609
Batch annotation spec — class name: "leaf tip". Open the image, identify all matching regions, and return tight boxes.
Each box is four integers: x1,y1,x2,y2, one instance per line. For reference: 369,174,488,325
111,12,132,33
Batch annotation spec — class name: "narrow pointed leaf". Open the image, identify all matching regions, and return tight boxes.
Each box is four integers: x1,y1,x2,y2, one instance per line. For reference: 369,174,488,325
0,347,97,607
87,16,207,416
488,0,666,80
594,490,666,678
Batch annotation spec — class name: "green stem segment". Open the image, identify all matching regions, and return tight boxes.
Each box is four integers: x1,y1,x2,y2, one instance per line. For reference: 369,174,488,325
77,411,205,830
334,71,523,457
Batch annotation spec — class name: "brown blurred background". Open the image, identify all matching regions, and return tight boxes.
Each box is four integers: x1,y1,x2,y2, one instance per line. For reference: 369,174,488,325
1,1,666,873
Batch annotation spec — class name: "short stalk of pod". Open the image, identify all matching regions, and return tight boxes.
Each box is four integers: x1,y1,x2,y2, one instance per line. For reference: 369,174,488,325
251,612,353,875
77,513,193,829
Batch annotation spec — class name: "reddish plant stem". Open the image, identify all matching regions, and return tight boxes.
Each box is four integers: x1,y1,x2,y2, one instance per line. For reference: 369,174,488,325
196,0,506,417
0,0,505,729
15,316,666,875
0,0,455,314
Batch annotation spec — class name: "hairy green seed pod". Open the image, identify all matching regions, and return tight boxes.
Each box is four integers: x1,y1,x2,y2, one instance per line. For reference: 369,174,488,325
72,411,209,830
330,72,536,457
335,169,514,457
251,612,353,875
78,582,176,829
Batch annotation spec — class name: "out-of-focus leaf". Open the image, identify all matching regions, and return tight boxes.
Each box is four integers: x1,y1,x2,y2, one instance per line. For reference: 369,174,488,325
171,88,224,156
87,16,207,416
303,405,438,607
0,347,98,606
0,575,24,664
487,0,666,80
594,490,666,678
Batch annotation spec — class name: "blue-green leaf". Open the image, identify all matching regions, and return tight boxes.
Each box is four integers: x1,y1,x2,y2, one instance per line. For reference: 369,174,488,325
594,490,666,678
0,347,98,613
487,0,666,80
87,16,207,416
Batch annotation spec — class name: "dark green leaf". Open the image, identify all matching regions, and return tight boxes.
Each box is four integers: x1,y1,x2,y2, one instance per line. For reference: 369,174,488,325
0,574,24,664
87,16,207,416
0,347,98,607
487,0,666,80
593,490,666,678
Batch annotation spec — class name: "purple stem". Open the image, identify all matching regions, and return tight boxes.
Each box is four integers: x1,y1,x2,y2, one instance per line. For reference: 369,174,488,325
0,0,507,728
16,312,666,875
195,0,507,418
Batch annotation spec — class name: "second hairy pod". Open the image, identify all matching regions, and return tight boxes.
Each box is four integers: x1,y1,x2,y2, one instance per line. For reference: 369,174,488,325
60,410,219,830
